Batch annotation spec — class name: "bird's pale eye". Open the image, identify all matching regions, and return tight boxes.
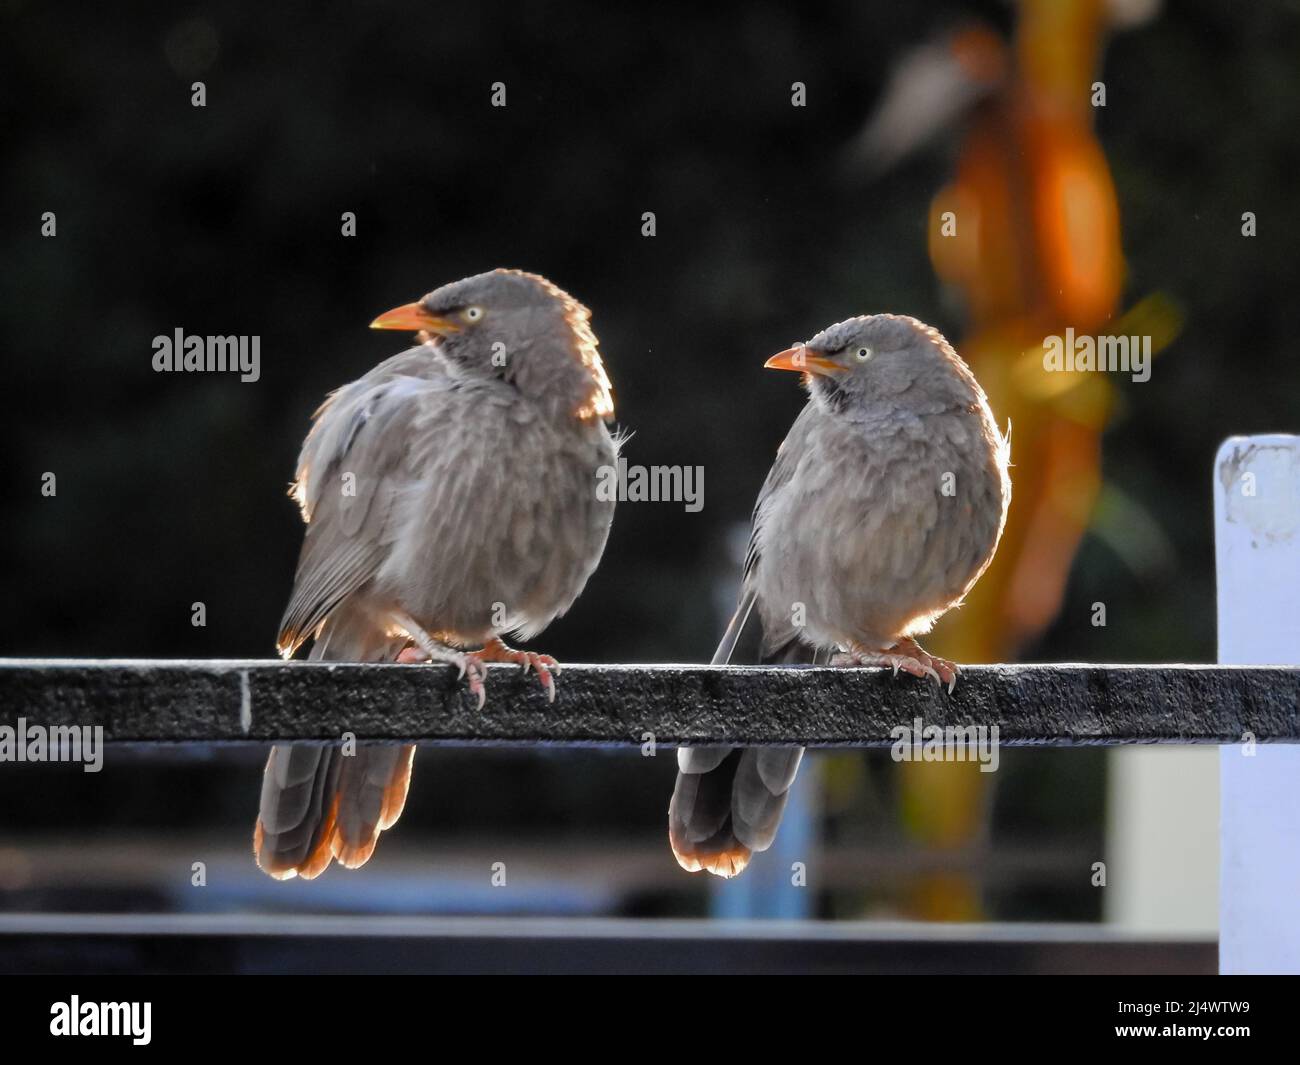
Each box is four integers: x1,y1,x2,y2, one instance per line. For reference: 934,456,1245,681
854,346,872,361
462,306,485,323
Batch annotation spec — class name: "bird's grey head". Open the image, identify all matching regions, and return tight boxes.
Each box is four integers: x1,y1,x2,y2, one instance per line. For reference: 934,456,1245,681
371,268,614,421
766,313,979,415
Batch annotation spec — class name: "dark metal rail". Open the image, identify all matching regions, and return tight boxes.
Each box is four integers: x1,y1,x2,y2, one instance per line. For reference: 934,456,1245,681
1,659,1297,746
0,914,1217,975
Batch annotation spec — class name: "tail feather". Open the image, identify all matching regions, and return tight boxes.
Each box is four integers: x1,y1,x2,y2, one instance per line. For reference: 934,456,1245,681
731,747,804,849
254,746,341,879
669,750,750,876
255,743,414,879
254,610,414,880
672,748,739,844
330,745,415,869
669,747,805,877
670,594,820,877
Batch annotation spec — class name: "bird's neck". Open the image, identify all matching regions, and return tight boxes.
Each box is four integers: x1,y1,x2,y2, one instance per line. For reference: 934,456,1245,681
508,333,615,425
808,375,853,415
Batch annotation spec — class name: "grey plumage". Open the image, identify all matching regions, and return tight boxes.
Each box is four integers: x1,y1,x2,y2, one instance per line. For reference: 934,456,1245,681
278,343,615,655
670,313,1010,877
257,268,619,879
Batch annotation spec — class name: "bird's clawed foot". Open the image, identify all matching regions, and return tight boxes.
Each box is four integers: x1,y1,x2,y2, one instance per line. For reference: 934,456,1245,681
393,628,558,708
396,642,489,710
831,637,959,693
465,637,560,703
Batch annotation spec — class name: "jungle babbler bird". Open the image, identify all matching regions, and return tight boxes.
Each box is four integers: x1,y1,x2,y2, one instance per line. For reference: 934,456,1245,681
669,314,1011,877
255,269,619,879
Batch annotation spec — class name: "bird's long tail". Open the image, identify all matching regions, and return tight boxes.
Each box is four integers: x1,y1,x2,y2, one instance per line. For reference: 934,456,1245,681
668,591,819,877
254,609,415,880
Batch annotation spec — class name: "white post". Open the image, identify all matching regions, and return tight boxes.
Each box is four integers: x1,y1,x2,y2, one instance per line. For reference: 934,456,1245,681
1215,434,1300,974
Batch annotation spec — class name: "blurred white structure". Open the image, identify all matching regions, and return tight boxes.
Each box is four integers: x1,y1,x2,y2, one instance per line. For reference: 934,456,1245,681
1105,436,1300,944
1105,746,1217,934
1215,435,1300,974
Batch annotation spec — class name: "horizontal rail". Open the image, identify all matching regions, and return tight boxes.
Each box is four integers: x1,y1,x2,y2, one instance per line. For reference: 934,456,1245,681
0,659,1297,746
0,915,1216,975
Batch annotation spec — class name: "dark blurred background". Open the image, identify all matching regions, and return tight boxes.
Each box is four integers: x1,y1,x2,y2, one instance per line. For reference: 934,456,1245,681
1,1,1296,932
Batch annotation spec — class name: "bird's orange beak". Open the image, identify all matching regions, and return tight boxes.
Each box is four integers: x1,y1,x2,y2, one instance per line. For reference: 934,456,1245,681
369,301,462,334
764,345,840,376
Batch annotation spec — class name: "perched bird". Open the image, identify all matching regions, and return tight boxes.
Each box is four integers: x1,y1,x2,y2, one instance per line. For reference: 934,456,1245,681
256,268,619,879
669,314,1011,877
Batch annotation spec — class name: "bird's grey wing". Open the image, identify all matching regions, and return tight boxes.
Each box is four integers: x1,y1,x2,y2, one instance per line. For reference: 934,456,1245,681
277,355,434,657
674,406,828,876
711,585,761,665
740,402,821,583
734,402,824,659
